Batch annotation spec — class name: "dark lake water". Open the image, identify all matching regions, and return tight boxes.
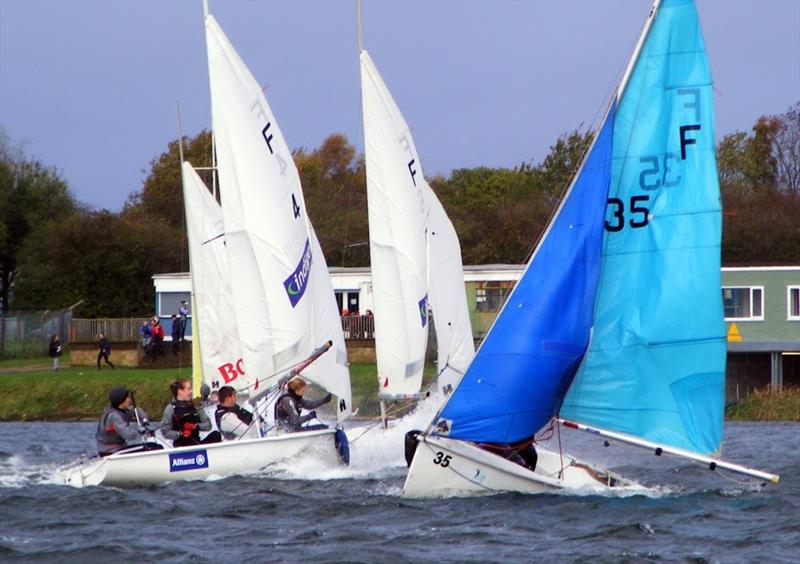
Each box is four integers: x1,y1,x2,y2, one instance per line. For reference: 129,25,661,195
0,420,797,563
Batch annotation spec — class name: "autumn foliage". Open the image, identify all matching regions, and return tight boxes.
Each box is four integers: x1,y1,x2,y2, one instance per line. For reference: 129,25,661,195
1,102,798,317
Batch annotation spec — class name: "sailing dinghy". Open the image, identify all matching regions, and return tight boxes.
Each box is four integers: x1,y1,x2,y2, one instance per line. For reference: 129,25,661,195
360,47,475,425
403,0,779,497
66,5,351,487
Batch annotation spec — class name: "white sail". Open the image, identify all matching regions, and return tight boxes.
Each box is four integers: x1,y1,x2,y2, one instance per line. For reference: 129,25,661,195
360,50,430,397
181,161,245,391
205,14,351,417
426,196,475,396
360,50,474,399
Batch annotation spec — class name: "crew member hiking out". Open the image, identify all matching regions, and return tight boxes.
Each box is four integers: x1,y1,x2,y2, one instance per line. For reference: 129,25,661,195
274,377,332,433
160,379,221,447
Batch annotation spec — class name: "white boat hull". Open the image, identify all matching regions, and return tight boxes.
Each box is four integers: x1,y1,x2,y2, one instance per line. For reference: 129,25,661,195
65,429,340,487
403,435,638,498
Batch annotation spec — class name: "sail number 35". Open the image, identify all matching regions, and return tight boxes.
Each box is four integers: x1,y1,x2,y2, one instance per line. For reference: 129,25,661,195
433,452,452,467
605,195,649,232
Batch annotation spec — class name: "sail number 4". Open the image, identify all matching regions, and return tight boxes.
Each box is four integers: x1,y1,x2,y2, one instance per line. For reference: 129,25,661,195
433,452,452,467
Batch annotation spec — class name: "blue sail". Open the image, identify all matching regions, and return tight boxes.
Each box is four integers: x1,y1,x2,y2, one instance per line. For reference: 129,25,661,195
435,105,616,444
560,0,725,455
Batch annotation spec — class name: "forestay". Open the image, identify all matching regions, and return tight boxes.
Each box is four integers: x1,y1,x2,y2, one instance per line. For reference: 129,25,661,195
560,0,725,455
205,15,351,418
433,105,616,444
181,162,246,391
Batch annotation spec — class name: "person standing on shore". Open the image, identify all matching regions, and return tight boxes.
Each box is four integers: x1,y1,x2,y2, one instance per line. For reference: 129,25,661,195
170,314,181,355
48,335,62,371
97,332,114,370
178,301,189,341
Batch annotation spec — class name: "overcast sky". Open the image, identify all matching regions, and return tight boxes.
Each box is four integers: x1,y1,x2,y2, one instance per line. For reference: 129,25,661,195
1,0,798,211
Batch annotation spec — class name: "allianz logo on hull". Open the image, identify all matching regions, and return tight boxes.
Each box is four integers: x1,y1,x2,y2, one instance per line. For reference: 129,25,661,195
283,238,312,308
168,449,209,472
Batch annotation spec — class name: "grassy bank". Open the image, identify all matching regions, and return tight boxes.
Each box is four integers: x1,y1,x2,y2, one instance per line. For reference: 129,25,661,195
0,363,427,421
6,364,794,422
726,387,800,422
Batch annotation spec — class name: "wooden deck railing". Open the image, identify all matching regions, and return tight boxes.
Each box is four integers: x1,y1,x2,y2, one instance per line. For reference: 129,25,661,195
71,316,377,343
70,318,151,343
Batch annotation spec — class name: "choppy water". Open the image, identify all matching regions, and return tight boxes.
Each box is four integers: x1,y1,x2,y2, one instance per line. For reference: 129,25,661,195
0,419,797,563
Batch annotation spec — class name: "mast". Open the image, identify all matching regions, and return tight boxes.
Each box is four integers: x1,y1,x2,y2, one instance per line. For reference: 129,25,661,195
356,0,363,54
616,0,661,103
176,102,203,395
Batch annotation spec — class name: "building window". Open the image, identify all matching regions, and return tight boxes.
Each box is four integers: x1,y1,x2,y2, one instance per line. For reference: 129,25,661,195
476,282,512,312
722,287,764,321
159,292,191,317
789,286,800,321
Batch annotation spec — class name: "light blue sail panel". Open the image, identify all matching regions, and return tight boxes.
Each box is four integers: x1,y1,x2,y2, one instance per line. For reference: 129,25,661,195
436,106,615,444
561,0,725,455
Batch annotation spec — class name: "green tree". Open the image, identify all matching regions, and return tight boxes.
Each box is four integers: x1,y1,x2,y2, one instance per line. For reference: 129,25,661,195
124,130,214,229
0,129,78,319
295,133,369,267
718,102,800,264
14,211,182,316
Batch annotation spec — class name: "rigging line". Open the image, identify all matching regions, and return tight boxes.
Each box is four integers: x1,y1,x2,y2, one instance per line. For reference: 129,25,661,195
556,416,565,480
225,386,283,439
201,232,225,246
349,401,418,443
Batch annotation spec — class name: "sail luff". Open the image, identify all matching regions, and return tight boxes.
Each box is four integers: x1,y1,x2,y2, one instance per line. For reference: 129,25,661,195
616,0,662,105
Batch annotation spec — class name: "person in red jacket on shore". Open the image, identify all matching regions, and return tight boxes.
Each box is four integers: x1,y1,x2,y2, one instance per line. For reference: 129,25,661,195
147,317,165,361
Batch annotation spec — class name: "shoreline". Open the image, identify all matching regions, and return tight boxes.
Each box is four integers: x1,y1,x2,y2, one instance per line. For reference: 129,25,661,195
1,362,797,423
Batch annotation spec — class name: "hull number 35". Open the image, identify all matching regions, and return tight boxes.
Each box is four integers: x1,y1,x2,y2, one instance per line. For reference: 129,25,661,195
433,452,452,467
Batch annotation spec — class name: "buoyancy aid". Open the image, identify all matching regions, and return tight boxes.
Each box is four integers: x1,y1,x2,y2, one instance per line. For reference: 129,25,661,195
96,406,127,448
215,405,254,440
274,392,299,425
171,400,200,440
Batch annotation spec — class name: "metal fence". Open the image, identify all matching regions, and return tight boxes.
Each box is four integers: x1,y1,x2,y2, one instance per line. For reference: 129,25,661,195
70,318,151,344
69,316,378,344
0,309,73,358
341,315,375,339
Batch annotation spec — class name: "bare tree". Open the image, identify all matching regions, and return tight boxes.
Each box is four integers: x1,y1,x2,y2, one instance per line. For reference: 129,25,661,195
774,101,800,195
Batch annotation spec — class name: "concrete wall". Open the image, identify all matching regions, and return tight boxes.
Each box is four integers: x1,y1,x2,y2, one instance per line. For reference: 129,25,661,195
346,339,376,363
70,342,142,368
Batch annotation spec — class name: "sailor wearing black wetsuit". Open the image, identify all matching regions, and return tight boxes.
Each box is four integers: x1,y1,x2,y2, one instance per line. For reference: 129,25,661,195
215,386,255,440
160,379,221,447
274,377,332,432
